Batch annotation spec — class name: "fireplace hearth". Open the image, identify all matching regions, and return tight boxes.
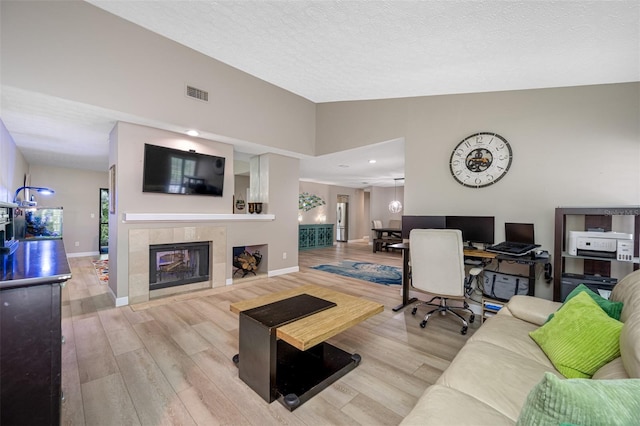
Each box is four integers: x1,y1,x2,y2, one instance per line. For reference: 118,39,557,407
149,242,210,290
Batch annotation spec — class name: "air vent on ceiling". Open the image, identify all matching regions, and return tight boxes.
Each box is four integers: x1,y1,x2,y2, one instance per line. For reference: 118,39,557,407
186,85,209,102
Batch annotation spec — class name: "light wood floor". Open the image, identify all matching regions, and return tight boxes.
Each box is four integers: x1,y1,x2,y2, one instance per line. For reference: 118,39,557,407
62,241,478,425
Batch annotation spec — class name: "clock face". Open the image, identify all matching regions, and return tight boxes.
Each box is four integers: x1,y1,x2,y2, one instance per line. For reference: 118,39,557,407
449,132,513,188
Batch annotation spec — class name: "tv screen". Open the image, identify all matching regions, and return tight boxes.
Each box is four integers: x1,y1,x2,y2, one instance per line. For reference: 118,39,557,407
445,216,495,248
143,144,225,196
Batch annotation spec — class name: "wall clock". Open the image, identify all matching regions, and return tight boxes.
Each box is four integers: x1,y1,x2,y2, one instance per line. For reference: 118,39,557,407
449,132,513,188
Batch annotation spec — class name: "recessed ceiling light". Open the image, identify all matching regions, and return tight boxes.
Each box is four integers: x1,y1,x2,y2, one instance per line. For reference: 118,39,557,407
186,130,199,137
368,159,376,164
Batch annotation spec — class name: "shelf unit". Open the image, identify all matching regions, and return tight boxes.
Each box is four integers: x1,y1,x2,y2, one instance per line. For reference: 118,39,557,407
553,207,640,302
481,296,505,322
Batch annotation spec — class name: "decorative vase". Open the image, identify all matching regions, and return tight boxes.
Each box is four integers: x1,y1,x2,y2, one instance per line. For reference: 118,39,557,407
248,203,255,214
254,202,263,214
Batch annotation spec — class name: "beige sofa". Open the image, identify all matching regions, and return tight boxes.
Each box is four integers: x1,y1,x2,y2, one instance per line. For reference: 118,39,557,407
401,269,640,425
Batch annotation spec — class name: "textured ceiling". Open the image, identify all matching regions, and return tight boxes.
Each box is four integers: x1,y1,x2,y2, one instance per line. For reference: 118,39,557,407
87,0,639,102
2,1,639,188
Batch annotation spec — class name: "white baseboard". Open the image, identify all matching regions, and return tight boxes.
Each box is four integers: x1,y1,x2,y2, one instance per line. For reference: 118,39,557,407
67,251,100,258
222,267,298,285
115,296,129,307
347,238,368,243
268,266,299,277
105,284,129,306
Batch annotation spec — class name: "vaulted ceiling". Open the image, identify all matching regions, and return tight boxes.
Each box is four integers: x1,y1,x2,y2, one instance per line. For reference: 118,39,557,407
2,1,638,187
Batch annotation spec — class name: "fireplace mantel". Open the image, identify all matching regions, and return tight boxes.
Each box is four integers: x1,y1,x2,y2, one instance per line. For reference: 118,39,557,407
123,213,275,222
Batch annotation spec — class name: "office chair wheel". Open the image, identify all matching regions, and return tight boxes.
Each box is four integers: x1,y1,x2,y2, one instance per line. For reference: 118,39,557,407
461,326,468,335
469,314,475,324
419,320,427,328
411,307,418,316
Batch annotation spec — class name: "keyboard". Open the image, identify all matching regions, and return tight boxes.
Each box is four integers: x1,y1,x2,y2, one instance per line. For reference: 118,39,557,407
485,242,540,256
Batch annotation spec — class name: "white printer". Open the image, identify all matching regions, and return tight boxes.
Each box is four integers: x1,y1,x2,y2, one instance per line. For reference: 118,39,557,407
568,231,634,262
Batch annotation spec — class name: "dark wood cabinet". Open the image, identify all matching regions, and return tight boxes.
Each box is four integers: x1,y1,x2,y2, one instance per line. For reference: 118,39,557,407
1,282,63,425
1,239,71,425
553,207,640,301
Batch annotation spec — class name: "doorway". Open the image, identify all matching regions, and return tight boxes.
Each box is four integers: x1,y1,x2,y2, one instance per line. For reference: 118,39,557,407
336,195,349,242
99,188,109,254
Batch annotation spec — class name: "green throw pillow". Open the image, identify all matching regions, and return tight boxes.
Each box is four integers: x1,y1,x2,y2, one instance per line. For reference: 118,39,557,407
530,291,623,379
548,284,623,322
516,372,640,426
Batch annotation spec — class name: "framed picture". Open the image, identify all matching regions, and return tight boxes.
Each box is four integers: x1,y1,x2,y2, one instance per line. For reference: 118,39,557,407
109,164,116,214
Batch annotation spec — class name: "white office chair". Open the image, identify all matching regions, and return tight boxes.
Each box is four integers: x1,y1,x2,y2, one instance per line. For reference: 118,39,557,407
409,228,477,334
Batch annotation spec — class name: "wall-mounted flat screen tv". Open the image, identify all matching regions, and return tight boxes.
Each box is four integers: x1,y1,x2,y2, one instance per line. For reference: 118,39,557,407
143,143,225,196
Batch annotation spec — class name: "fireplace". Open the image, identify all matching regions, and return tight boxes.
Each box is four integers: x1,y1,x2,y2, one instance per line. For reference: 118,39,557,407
149,242,210,290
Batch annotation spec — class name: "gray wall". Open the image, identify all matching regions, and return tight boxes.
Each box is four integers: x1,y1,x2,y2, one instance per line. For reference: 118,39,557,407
299,182,369,242
27,165,108,255
1,120,106,255
2,0,317,157
108,122,300,300
233,175,250,214
317,83,640,299
0,119,28,203
2,1,639,303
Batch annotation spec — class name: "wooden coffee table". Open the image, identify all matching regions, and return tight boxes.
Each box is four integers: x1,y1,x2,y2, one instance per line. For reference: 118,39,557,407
230,284,383,410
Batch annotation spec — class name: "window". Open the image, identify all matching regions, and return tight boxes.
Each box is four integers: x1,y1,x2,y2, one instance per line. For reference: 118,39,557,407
100,188,109,254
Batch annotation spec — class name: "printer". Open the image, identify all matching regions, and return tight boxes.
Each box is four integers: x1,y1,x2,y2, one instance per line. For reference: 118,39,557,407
568,231,634,262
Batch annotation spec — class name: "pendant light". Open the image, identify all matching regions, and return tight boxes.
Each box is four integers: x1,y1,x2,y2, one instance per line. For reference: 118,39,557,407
388,178,403,213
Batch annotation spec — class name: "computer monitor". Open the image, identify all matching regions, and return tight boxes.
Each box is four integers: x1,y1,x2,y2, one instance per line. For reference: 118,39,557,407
505,223,535,244
445,216,495,249
401,215,446,239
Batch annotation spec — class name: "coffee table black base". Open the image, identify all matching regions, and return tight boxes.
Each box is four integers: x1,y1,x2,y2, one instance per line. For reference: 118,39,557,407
233,340,361,411
276,340,360,411
233,294,363,411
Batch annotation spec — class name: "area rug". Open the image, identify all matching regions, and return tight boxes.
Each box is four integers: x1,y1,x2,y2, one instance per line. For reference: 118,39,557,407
91,259,109,283
311,260,402,286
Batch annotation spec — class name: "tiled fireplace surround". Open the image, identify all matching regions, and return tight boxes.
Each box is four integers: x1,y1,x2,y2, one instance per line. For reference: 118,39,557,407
128,225,227,305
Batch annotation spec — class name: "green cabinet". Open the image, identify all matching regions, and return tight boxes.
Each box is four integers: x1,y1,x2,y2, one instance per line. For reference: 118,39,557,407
299,224,334,250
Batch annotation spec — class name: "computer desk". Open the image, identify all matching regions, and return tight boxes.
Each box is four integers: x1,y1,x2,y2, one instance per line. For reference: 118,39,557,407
389,242,549,312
